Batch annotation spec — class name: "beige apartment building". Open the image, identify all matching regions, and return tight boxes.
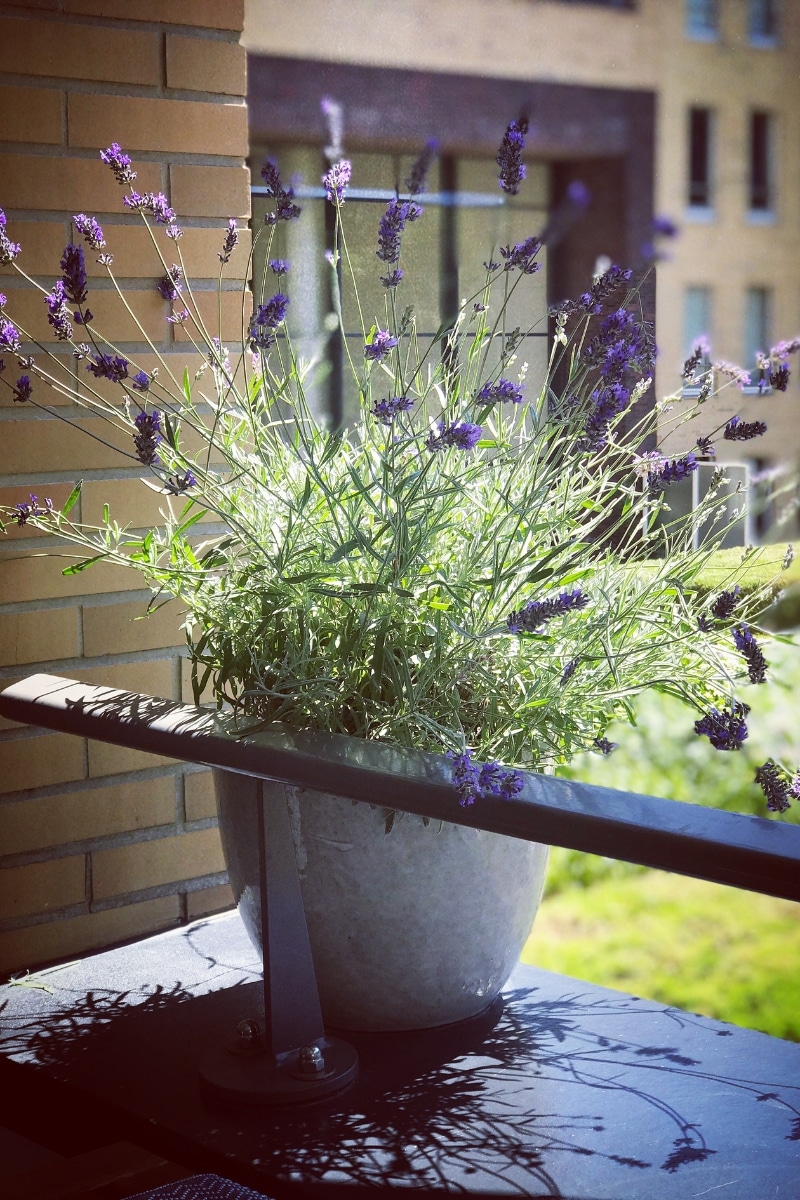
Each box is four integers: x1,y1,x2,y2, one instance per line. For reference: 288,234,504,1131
246,0,800,482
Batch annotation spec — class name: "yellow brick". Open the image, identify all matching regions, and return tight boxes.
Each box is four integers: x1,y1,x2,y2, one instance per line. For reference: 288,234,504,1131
82,597,184,658
0,483,81,541
0,352,76,407
0,220,69,278
92,826,226,899
0,733,85,795
10,282,165,346
65,0,244,29
0,153,161,214
166,35,246,96
88,741,177,779
169,164,251,219
0,606,78,668
0,894,180,976
0,853,85,921
0,18,159,84
80,225,250,281
71,656,176,698
0,85,61,145
0,553,134,605
68,93,248,157
5,415,130,474
79,477,172,531
0,777,176,856
187,882,234,919
184,769,216,821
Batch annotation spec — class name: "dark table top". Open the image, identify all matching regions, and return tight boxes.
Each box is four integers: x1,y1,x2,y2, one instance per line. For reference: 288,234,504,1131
1,911,799,1199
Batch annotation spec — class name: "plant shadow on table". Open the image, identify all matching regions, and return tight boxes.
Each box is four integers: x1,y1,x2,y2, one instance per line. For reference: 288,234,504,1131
2,931,799,1197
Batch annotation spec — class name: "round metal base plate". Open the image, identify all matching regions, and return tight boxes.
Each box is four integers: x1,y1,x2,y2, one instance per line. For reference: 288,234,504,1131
199,1036,358,1106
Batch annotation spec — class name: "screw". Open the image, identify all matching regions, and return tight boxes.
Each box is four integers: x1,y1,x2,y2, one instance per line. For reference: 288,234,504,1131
297,1043,326,1075
237,1018,261,1044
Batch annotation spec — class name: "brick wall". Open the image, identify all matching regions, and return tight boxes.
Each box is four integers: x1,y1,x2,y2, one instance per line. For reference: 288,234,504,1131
0,1,248,976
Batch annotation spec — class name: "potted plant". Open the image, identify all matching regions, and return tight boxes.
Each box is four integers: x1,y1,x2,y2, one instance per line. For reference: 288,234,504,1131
1,123,797,1030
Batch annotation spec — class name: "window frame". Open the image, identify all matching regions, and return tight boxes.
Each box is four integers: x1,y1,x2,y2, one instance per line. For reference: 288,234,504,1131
685,0,719,41
687,106,714,213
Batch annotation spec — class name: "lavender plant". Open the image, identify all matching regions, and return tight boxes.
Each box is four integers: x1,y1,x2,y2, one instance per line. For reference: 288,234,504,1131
1,125,798,815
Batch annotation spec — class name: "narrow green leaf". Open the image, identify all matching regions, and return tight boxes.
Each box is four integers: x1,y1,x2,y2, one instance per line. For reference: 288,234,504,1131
61,482,82,516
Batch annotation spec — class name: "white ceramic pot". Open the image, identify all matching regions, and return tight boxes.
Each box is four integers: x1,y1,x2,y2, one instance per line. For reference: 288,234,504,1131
214,770,549,1032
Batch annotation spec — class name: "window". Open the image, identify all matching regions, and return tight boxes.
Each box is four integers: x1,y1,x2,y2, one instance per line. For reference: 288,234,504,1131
748,0,778,43
688,108,713,209
683,286,712,362
744,287,771,373
749,111,773,211
685,0,718,38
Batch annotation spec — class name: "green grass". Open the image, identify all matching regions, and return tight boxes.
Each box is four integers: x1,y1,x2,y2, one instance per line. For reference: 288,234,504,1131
529,618,800,1042
522,870,800,1041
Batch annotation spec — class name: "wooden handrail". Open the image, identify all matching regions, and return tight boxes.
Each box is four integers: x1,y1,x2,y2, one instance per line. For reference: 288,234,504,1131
2,672,799,903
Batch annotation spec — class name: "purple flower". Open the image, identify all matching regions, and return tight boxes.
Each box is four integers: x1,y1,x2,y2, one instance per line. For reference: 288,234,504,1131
695,435,715,458
13,374,32,402
371,395,414,425
566,180,591,209
732,623,767,684
86,352,129,382
100,142,136,185
0,207,21,264
581,382,631,450
710,586,741,622
74,309,93,326
496,117,528,196
0,292,5,308
755,761,791,814
167,308,189,325
561,659,578,685
683,339,710,380
449,750,522,807
477,378,524,405
123,191,177,228
380,268,404,289
714,360,751,389
694,701,750,751
426,421,482,452
11,493,53,527
647,453,698,493
507,587,589,634
132,370,150,393
157,264,183,301
60,244,88,305
218,219,238,264
405,139,438,195
248,293,289,352
652,215,679,238
165,225,183,241
133,410,161,466
322,159,352,203
593,736,617,755
269,259,289,276
1,318,22,354
45,281,74,341
769,365,790,391
376,199,422,269
724,415,767,441
555,264,633,317
364,329,399,362
73,214,105,250
165,471,197,494
499,236,541,274
260,158,301,224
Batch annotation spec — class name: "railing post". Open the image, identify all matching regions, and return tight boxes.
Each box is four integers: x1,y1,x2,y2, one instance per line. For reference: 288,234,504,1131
198,777,358,1105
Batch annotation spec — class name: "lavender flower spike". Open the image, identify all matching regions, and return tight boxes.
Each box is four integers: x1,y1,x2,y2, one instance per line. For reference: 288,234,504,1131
60,243,88,305
0,208,22,264
477,378,524,404
426,421,482,452
323,159,352,203
133,410,162,466
73,214,105,250
218,219,238,265
507,587,589,634
364,329,398,362
724,415,767,441
0,317,21,353
694,701,750,751
755,761,791,813
496,117,528,196
732,623,768,684
100,142,136,185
